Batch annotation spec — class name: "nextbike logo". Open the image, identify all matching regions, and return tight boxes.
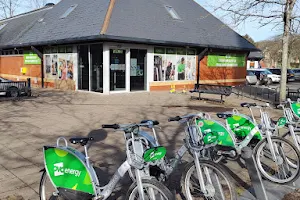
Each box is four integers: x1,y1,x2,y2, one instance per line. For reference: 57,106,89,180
150,151,162,159
53,162,82,177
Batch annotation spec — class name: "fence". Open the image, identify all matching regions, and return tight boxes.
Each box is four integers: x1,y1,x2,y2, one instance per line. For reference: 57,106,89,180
233,84,300,104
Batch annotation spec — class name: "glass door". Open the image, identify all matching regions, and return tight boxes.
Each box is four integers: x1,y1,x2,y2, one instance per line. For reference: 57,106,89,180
130,49,147,91
110,49,126,91
91,44,103,93
78,45,89,90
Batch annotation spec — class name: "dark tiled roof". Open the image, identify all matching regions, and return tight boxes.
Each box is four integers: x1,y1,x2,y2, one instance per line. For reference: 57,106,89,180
248,51,264,60
0,0,257,51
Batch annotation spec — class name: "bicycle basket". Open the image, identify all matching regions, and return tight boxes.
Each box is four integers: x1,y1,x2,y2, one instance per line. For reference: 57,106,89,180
43,146,96,197
290,102,300,118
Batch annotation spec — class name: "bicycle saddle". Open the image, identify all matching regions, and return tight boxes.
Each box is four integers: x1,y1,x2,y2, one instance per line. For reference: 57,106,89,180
241,103,257,108
216,113,232,119
140,120,159,126
69,137,94,146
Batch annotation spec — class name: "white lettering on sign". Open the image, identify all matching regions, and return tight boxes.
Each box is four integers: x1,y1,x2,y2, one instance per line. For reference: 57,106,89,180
53,162,82,177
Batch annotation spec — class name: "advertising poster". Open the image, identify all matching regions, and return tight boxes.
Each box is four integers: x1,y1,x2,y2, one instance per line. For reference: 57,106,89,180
165,54,177,81
130,58,137,76
44,53,76,80
154,55,164,81
186,55,196,80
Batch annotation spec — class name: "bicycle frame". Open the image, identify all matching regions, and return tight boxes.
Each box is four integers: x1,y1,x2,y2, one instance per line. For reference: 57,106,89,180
44,132,150,200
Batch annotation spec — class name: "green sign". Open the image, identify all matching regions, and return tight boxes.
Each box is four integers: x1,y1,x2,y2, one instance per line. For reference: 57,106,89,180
207,53,246,67
24,51,41,65
143,146,166,162
187,49,196,55
276,117,287,128
166,48,176,54
291,103,300,117
44,146,94,195
177,48,186,55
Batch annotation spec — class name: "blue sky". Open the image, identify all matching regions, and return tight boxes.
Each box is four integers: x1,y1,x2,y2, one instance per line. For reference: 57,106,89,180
195,0,281,42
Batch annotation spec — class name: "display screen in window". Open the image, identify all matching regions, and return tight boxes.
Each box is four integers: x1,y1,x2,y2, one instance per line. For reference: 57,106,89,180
154,48,196,81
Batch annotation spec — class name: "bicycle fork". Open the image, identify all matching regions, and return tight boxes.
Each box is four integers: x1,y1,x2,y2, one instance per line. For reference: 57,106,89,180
193,152,208,196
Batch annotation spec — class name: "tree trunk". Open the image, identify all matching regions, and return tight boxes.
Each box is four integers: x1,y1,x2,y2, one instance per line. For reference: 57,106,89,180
280,1,292,102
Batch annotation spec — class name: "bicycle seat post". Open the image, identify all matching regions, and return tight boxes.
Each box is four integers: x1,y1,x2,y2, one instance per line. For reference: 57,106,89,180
84,145,90,168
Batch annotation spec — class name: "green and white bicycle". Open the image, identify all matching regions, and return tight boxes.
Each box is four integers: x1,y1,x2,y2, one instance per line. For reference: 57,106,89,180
208,102,300,184
108,117,238,200
39,124,174,200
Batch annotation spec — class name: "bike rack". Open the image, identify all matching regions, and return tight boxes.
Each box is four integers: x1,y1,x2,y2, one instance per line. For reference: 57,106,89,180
241,147,269,200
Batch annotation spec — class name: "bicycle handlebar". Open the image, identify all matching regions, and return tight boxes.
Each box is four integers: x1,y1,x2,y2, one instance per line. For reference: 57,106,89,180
241,102,257,108
102,124,120,129
168,116,182,122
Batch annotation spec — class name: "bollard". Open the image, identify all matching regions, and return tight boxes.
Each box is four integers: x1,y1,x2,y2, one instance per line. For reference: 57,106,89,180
241,146,268,200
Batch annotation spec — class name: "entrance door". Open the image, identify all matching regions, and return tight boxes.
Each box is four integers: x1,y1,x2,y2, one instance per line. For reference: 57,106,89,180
130,49,147,91
78,45,89,90
110,49,126,91
91,44,103,93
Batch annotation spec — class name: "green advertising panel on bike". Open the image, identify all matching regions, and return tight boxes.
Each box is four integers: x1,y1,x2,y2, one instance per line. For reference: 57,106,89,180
226,114,262,140
143,146,166,162
276,117,287,128
44,146,95,195
196,119,235,147
291,102,300,117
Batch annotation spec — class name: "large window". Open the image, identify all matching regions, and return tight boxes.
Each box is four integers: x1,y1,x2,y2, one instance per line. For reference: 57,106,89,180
153,47,196,81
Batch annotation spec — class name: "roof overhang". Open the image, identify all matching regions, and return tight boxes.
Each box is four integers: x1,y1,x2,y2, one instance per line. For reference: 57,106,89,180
0,34,259,52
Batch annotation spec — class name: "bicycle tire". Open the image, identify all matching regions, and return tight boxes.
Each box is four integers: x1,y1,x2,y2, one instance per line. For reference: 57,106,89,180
181,160,237,200
126,178,174,200
254,136,300,184
39,170,63,200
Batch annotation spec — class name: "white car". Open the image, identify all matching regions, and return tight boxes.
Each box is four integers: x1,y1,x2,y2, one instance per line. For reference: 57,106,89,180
246,70,258,85
248,69,280,84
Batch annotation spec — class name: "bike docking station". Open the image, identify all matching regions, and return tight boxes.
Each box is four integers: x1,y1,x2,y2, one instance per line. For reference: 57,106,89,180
237,146,300,200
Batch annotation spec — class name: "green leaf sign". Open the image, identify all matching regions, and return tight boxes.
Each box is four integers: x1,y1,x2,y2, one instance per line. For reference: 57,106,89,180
44,146,95,195
143,146,166,162
207,53,246,67
24,51,41,65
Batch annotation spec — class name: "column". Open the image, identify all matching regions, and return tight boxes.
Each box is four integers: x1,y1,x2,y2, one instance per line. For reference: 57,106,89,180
103,43,110,94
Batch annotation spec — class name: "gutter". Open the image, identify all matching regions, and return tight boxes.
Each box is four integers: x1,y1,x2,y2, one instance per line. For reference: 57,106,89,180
0,34,259,51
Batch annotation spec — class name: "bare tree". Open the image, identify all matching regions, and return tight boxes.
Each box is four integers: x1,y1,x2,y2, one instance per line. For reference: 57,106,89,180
0,0,21,19
208,0,300,101
30,0,47,9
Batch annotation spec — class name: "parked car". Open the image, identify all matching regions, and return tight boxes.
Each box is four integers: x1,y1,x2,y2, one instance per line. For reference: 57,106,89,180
246,70,258,85
292,69,300,81
0,77,31,97
268,68,295,82
247,68,280,85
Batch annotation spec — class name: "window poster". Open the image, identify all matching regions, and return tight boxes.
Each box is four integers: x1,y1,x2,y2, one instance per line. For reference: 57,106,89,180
44,53,76,80
130,58,137,76
154,47,196,82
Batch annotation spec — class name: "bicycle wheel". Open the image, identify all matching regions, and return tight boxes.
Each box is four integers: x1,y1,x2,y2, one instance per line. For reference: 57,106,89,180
282,130,300,149
181,160,237,200
126,178,174,200
39,170,63,200
255,136,300,184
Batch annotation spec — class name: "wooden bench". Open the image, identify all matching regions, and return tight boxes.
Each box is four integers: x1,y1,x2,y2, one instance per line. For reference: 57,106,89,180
190,84,232,103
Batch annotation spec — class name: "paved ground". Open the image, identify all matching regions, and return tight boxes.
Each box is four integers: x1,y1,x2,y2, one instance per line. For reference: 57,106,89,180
0,89,287,199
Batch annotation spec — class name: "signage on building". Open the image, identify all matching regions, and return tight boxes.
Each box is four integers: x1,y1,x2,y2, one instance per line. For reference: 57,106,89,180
207,53,246,67
24,51,41,65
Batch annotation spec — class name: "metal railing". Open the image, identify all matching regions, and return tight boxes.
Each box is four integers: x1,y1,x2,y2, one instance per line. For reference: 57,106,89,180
233,84,300,104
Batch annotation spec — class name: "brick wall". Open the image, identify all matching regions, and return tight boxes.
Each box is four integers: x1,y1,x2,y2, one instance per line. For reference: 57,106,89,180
0,55,42,86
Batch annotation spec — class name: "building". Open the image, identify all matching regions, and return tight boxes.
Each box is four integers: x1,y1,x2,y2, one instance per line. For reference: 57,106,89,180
247,51,264,69
0,0,256,94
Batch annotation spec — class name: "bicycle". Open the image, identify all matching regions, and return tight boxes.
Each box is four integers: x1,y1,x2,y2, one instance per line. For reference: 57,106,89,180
278,98,300,150
105,117,237,200
39,125,174,200
212,102,300,184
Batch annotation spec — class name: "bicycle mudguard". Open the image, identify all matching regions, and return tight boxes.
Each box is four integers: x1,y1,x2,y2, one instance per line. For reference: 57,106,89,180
196,119,235,147
291,102,300,118
226,114,262,140
43,146,96,196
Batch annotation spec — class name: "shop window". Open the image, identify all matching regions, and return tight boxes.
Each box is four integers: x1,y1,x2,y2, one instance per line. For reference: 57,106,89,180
44,47,51,54
66,46,73,53
154,47,196,82
58,46,66,53
60,4,78,19
165,6,181,20
51,46,58,53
